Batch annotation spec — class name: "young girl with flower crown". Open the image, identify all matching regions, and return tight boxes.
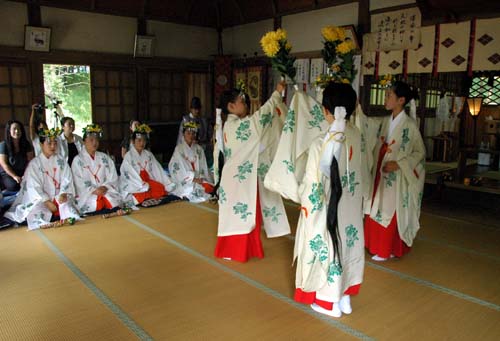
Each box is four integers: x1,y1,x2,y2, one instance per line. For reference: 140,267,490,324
4,128,80,229
214,81,290,262
119,124,177,207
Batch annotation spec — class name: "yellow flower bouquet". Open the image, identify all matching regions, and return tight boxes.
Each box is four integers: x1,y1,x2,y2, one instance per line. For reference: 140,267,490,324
260,29,296,83
318,25,357,86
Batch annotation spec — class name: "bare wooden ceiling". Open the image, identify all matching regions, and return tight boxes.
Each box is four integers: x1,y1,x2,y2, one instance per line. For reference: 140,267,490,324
11,0,500,28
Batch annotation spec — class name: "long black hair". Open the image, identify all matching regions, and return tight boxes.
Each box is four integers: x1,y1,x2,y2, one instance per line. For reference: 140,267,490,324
390,81,419,106
5,120,31,160
321,82,357,265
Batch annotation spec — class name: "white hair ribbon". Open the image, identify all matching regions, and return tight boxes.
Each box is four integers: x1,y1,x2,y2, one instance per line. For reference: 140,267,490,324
319,106,347,177
409,99,417,120
215,108,224,154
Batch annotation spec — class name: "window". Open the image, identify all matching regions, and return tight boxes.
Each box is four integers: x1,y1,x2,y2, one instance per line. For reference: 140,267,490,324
43,64,92,134
469,76,500,106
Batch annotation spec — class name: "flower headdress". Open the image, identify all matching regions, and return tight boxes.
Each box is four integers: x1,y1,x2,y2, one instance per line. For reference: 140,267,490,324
236,79,248,100
134,124,152,138
316,25,357,88
379,74,394,88
260,28,296,83
38,127,62,139
183,120,199,133
82,124,103,138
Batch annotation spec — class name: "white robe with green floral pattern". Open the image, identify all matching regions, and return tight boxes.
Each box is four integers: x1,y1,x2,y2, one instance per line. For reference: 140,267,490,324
218,91,290,237
264,90,329,203
294,123,365,302
4,153,80,230
363,110,426,246
71,149,122,214
169,139,213,203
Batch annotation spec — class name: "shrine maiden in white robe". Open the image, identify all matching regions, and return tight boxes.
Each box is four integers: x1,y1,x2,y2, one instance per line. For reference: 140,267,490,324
218,91,290,238
4,153,80,230
363,110,426,246
71,149,122,213
294,122,365,301
119,145,177,206
169,139,213,203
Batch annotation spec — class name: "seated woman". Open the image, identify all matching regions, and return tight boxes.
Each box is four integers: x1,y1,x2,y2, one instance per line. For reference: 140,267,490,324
72,124,122,214
4,128,80,230
0,120,34,192
169,120,214,203
120,124,177,207
58,116,84,166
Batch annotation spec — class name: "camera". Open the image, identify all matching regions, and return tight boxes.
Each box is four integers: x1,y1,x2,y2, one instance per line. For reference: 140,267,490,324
33,103,46,117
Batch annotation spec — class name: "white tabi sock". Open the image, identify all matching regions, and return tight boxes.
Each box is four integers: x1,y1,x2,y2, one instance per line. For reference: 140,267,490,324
339,295,352,314
311,303,342,318
371,254,388,261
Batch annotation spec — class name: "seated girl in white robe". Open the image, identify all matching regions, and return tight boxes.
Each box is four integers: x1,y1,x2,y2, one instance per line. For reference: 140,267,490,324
294,83,366,318
169,120,214,203
120,124,177,206
4,128,80,230
72,124,122,214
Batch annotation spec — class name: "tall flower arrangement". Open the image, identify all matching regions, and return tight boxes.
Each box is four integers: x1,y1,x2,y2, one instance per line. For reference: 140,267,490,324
260,29,296,83
316,26,357,87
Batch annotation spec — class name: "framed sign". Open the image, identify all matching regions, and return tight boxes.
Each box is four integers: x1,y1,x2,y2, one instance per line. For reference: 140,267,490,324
24,26,51,52
341,25,360,51
134,35,155,57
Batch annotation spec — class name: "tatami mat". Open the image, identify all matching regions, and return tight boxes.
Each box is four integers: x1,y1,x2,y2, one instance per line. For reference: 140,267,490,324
1,200,499,340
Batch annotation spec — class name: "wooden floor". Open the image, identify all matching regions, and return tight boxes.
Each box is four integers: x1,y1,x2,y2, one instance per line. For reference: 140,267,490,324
0,200,499,340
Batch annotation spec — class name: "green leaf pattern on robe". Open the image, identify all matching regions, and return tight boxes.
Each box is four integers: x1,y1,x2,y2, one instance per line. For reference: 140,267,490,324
259,112,273,128
308,183,324,214
341,170,360,195
308,234,329,264
283,109,296,133
236,121,252,142
233,160,253,183
400,128,410,151
263,206,282,223
257,163,270,181
308,104,324,130
233,202,252,221
345,224,359,248
282,159,295,174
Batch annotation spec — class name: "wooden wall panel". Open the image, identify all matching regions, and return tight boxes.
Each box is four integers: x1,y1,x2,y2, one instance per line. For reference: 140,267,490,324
0,62,32,140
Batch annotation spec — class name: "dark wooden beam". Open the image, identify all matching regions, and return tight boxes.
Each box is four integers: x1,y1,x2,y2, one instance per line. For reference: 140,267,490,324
184,0,196,23
273,16,282,30
357,0,370,44
90,0,96,11
232,0,246,24
27,0,41,27
137,0,151,36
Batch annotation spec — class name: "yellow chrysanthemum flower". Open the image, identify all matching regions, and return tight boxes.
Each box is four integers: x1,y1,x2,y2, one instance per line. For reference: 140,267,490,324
335,26,346,41
341,78,350,84
275,28,287,41
285,41,292,51
260,31,280,57
321,26,339,42
336,39,355,54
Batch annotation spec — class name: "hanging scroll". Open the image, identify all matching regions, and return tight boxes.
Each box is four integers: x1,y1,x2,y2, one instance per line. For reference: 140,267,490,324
370,7,421,51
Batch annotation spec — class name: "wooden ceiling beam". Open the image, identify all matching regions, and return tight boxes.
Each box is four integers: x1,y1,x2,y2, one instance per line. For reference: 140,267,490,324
27,0,41,26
